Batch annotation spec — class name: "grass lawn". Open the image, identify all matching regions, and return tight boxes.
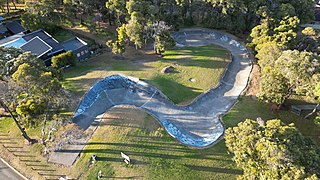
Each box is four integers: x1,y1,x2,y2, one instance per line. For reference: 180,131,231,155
63,45,231,104
0,98,318,179
0,45,319,179
69,97,319,179
52,29,76,42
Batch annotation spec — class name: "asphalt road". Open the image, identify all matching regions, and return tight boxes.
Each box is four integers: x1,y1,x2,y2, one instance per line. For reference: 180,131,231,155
0,158,26,180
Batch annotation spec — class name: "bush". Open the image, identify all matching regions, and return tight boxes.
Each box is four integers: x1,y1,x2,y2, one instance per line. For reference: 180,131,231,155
51,51,76,68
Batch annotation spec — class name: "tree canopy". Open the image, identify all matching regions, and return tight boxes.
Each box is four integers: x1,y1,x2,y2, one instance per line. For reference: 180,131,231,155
225,119,320,179
257,50,319,105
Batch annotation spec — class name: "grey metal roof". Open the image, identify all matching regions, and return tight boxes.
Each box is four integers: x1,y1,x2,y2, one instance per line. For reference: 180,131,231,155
22,29,64,53
316,12,320,21
0,24,8,34
20,36,52,58
61,37,87,51
6,21,26,34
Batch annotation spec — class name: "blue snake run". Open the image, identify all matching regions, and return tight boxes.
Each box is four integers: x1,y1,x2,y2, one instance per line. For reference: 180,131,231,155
72,28,252,147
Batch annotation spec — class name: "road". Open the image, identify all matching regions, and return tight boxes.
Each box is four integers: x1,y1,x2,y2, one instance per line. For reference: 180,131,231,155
0,158,26,180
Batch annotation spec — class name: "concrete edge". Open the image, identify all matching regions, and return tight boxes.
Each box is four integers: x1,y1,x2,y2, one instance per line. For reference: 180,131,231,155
0,157,28,180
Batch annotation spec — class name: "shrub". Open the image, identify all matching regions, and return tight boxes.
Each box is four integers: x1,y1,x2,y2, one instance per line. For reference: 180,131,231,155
51,51,76,68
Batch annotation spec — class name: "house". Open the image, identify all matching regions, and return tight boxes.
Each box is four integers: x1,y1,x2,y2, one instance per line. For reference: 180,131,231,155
0,27,90,66
21,29,65,65
0,24,9,38
0,21,26,39
0,32,25,47
61,37,90,60
6,21,26,34
0,16,5,23
316,7,320,21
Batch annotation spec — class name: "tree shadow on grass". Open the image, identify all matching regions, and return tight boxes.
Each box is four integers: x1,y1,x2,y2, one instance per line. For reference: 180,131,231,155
101,176,144,179
19,159,41,162
96,156,149,165
85,142,190,153
185,165,243,175
148,76,202,104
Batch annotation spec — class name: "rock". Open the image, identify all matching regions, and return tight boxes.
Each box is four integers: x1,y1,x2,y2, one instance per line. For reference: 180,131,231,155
189,78,196,82
161,66,175,74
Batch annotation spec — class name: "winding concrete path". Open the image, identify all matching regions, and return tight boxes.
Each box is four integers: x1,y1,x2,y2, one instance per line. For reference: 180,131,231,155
72,28,252,147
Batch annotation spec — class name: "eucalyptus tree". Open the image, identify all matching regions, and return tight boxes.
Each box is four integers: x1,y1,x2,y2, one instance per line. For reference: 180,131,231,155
226,119,320,179
257,50,319,106
0,47,23,80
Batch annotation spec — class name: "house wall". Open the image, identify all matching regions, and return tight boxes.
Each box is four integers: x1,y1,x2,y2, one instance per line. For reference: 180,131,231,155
73,46,90,60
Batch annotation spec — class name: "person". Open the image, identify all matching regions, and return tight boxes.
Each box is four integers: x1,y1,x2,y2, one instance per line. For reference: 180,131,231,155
98,170,102,179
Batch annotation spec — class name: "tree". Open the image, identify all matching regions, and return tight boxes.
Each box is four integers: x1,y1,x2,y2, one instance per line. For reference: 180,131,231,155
51,51,76,68
105,0,127,24
257,66,289,105
257,50,319,105
125,12,145,49
305,82,320,120
151,21,175,54
0,47,23,80
294,27,320,54
5,52,46,79
107,25,127,56
225,119,320,179
21,0,63,34
0,99,37,144
4,52,69,144
249,16,300,51
255,42,282,69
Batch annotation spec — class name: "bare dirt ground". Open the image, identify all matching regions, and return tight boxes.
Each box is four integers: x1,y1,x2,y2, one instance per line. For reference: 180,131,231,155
244,64,260,97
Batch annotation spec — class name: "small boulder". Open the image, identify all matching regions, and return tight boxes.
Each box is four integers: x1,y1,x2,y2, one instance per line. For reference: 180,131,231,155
161,66,175,74
189,78,196,82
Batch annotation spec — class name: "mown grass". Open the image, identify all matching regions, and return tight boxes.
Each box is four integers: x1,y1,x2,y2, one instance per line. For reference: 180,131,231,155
70,97,319,179
63,45,230,104
71,107,239,180
1,44,319,179
0,96,318,179
52,29,75,42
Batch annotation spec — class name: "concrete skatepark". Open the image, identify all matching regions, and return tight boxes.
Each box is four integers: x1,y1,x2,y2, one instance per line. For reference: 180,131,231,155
73,28,253,147
49,28,252,166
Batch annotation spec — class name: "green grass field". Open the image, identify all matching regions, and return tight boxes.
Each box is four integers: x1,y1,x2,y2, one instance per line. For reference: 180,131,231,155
69,97,319,179
0,98,318,179
0,44,319,179
63,45,231,104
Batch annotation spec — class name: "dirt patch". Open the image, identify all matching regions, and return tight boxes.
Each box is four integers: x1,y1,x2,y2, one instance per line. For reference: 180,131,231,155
100,106,160,132
244,64,260,97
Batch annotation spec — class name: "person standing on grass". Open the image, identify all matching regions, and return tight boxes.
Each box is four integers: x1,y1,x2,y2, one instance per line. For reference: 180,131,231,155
98,170,102,179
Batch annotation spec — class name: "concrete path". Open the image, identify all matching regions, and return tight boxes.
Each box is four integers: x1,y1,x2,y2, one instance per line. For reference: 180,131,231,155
72,28,252,147
0,158,26,180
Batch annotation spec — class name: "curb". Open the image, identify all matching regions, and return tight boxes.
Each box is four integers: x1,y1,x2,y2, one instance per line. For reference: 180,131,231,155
0,157,28,180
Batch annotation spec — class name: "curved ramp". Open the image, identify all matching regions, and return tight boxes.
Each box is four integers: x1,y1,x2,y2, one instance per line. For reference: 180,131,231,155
72,28,252,147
